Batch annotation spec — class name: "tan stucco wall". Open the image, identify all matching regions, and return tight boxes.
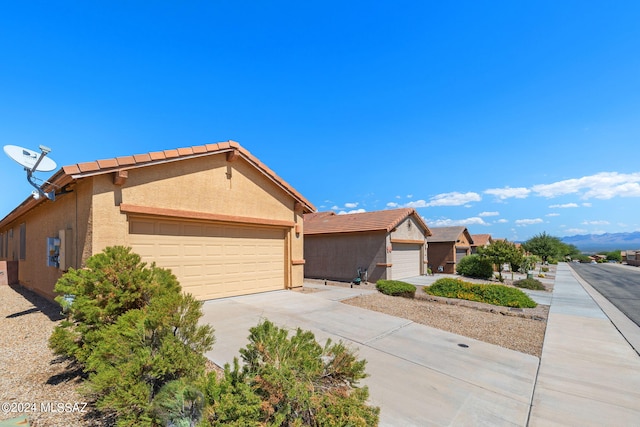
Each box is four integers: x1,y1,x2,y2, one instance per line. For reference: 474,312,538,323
304,231,388,282
389,216,428,270
0,181,92,300
1,152,306,300
91,155,300,248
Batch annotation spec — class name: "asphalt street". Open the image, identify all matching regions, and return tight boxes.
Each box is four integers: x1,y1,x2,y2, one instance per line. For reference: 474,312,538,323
568,263,640,327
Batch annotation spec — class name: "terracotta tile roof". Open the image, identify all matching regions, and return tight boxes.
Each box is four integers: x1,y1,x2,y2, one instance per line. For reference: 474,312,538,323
471,234,492,247
304,208,431,236
0,140,315,228
427,226,472,243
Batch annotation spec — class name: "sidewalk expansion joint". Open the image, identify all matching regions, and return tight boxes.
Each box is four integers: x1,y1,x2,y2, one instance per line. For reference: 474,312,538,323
362,320,414,345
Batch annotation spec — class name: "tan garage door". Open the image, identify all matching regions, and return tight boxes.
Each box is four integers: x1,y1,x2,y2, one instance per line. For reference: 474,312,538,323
128,217,286,300
391,243,421,279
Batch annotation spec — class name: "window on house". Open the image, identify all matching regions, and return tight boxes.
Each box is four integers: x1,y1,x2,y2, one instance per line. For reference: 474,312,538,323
19,223,26,261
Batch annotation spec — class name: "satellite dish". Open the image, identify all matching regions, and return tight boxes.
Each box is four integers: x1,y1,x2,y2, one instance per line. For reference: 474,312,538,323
3,144,58,201
4,145,57,172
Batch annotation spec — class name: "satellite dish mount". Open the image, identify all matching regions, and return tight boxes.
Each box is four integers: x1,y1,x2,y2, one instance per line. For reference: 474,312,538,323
3,144,58,201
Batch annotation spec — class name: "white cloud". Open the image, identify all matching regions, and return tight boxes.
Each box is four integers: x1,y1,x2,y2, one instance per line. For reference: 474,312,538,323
331,205,340,210
406,192,481,208
582,203,592,207
515,218,544,226
496,219,509,223
426,217,489,227
386,202,399,208
337,209,366,215
531,172,640,199
582,220,610,225
407,194,413,198
549,203,579,208
546,213,560,217
565,228,588,235
484,187,530,200
479,211,499,217
404,200,428,208
344,202,359,209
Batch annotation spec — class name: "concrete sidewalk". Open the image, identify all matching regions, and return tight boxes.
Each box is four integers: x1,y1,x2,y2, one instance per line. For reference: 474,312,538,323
528,263,640,426
201,287,539,426
200,263,640,425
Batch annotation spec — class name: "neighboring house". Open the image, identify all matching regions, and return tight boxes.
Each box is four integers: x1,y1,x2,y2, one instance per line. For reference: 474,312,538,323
624,250,640,267
0,141,315,301
304,208,431,283
471,233,493,253
426,226,474,274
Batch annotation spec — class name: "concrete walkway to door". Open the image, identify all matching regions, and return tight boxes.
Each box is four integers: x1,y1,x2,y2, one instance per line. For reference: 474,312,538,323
201,285,539,426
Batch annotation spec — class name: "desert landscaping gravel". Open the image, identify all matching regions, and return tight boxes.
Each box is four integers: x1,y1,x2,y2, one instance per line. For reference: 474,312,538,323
342,292,548,357
0,285,105,427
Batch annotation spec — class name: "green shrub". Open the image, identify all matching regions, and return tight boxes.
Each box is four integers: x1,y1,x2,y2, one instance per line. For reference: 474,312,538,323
425,278,537,308
202,320,379,426
84,292,214,426
541,266,549,272
376,280,416,298
456,255,494,279
49,246,215,426
513,278,546,291
49,246,183,364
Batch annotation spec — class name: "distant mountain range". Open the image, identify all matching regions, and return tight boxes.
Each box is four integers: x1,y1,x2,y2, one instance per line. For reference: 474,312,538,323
561,232,640,253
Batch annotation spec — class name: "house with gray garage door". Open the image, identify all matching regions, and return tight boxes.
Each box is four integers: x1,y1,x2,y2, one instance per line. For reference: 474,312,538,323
426,226,474,274
303,208,431,283
0,141,315,301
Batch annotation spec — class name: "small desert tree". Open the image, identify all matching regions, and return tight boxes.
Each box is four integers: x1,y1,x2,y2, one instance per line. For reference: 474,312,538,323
478,240,522,282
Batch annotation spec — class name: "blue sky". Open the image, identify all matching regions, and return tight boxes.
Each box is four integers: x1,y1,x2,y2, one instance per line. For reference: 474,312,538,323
1,1,639,242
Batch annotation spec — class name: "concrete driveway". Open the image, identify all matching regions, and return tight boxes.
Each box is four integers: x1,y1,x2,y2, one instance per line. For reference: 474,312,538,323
200,284,539,426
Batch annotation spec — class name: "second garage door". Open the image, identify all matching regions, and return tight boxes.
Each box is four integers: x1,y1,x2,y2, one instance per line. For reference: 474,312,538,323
128,217,286,300
391,243,422,279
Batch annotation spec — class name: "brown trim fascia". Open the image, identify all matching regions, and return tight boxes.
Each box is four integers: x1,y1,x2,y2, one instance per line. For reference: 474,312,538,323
390,239,425,245
70,151,232,179
120,204,295,228
376,262,392,267
291,259,305,265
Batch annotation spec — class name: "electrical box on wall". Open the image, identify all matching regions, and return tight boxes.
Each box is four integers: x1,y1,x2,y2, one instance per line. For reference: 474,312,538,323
47,237,61,268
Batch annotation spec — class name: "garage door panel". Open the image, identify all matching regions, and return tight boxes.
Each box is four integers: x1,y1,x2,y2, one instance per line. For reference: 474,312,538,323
129,218,285,300
391,243,421,279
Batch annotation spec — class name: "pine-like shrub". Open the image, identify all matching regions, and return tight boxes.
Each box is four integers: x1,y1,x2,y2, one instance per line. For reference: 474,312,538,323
49,246,182,363
202,320,379,426
83,291,214,426
376,280,416,298
49,246,215,426
455,255,494,279
425,278,537,308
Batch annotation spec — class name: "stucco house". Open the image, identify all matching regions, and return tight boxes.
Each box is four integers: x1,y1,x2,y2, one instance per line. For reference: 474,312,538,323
426,226,474,274
303,208,431,283
0,141,315,301
471,233,493,253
